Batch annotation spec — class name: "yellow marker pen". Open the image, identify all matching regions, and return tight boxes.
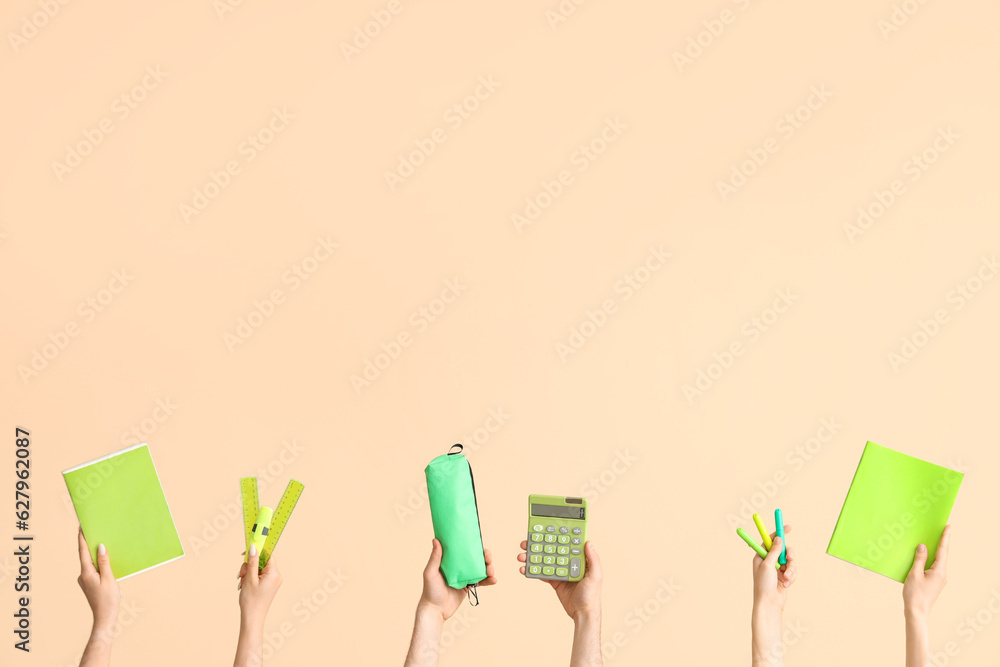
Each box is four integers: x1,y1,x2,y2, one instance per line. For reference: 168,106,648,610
753,513,772,550
245,506,273,563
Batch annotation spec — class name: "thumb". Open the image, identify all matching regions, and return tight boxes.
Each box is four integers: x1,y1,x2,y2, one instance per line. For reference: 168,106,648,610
247,543,261,583
96,543,116,582
425,538,443,572
763,536,782,570
909,543,928,578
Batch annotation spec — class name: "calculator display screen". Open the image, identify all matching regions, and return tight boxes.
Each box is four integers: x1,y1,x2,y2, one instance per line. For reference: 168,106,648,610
532,503,585,519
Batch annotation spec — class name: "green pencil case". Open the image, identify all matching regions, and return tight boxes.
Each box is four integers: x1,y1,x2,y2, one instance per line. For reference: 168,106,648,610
425,444,487,597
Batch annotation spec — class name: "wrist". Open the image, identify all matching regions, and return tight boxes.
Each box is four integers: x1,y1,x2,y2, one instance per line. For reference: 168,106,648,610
752,603,782,626
905,606,929,624
416,600,446,625
572,607,601,626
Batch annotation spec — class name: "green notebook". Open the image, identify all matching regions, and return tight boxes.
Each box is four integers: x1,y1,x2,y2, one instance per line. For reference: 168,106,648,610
63,443,184,580
827,441,963,582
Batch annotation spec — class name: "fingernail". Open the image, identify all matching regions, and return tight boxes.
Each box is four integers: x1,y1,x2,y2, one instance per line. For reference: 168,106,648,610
98,543,107,556
249,544,257,557
917,544,926,553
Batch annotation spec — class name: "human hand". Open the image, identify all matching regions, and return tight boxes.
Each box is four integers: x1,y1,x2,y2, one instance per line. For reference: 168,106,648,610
77,528,121,632
752,525,796,617
903,525,950,620
237,544,282,624
417,539,497,622
518,540,603,621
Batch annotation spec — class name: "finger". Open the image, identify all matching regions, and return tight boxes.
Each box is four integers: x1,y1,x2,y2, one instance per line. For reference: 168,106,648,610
763,536,782,569
930,525,950,573
583,541,602,580
246,543,261,584
781,564,797,587
237,562,247,579
519,565,525,575
96,543,116,583
424,538,443,575
78,528,97,576
908,542,929,578
517,553,527,563
520,540,528,551
483,548,493,567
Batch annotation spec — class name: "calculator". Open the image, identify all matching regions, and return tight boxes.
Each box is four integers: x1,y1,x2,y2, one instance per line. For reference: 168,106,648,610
525,495,587,582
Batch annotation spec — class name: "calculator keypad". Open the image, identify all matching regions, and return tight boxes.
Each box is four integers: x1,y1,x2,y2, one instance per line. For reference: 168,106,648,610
526,519,585,581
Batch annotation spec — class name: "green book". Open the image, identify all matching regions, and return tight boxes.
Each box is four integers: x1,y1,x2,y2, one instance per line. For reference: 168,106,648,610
827,441,963,582
63,443,184,580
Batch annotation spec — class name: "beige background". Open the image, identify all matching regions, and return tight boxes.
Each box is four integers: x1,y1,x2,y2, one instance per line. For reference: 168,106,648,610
2,1,999,665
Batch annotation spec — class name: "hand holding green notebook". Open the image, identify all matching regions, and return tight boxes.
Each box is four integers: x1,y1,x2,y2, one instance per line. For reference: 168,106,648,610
827,441,963,582
63,443,184,580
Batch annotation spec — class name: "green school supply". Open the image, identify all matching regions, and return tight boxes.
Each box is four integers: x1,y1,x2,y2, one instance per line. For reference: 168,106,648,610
63,443,184,580
525,495,587,582
240,477,303,568
827,441,963,582
425,445,487,595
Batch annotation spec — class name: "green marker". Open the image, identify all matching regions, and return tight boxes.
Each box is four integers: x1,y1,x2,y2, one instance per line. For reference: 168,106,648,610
737,528,779,568
246,506,272,563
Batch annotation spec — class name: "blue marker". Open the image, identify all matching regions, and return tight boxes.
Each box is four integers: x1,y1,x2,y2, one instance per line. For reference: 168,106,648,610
774,508,786,565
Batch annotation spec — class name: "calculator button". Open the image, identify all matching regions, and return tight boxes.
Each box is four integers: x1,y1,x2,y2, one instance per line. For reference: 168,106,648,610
571,538,582,545
557,546,570,555
532,533,545,542
532,524,543,532
529,565,541,575
559,526,569,534
572,527,582,534
571,548,581,555
531,544,543,553
542,566,555,576
544,545,556,554
545,534,556,543
556,556,568,566
529,555,542,564
556,567,568,577
558,535,570,544
546,525,556,533
543,556,555,565
570,558,581,577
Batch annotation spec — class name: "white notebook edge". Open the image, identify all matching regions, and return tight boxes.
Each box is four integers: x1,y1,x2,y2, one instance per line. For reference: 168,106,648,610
61,442,149,475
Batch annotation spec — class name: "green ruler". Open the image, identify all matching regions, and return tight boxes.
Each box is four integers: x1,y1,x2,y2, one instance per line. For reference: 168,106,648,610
239,477,304,568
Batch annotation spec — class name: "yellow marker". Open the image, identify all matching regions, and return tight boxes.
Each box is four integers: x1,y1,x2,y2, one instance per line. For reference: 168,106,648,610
753,513,772,550
245,506,273,563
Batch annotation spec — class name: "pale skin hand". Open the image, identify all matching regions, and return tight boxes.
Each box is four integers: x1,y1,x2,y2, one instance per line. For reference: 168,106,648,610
77,528,121,667
903,525,951,667
404,539,497,667
233,544,283,667
518,539,604,667
751,525,797,667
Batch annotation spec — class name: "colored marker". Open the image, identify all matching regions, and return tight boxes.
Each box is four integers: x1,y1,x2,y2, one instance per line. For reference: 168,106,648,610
774,508,786,565
246,506,273,563
736,528,769,558
752,513,772,550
